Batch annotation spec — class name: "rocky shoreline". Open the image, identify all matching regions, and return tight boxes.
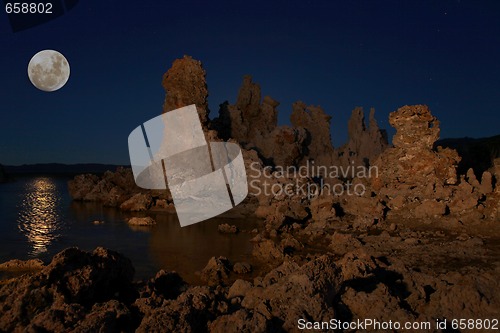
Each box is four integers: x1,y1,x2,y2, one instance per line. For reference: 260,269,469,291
1,56,499,331
0,218,499,332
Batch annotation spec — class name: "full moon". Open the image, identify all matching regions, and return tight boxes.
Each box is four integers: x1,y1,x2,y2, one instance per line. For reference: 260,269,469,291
27,50,70,92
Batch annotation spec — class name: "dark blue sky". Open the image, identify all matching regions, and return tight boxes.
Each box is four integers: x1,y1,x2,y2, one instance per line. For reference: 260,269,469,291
1,0,499,165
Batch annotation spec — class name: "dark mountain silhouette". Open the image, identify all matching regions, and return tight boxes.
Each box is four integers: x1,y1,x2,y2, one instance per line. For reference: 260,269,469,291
0,164,8,183
3,163,124,176
435,134,500,177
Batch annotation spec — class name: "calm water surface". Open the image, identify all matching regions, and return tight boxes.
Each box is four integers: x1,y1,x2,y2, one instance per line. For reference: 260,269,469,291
0,176,259,282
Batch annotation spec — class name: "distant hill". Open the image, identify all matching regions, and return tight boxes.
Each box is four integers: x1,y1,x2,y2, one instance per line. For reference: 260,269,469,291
435,135,500,177
3,163,126,176
0,164,8,183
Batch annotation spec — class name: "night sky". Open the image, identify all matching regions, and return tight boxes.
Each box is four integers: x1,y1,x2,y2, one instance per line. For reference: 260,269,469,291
1,0,499,165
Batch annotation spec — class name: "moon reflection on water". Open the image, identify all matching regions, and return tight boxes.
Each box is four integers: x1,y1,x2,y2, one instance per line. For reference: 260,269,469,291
17,178,64,255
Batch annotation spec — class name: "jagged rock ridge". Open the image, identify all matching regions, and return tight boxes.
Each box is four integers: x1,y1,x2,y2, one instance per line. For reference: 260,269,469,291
68,56,499,223
213,76,388,170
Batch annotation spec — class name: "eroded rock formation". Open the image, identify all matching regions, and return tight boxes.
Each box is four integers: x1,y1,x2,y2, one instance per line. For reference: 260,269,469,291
162,55,209,126
214,76,310,167
333,107,388,169
68,168,173,211
291,101,336,168
371,105,498,222
67,56,499,226
215,76,343,169
373,105,461,201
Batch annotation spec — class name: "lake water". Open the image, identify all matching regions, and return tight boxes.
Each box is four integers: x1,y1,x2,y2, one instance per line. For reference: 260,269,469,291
0,176,259,282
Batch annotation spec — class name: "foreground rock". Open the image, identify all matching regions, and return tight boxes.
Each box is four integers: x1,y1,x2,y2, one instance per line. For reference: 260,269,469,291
0,247,135,332
1,240,499,332
199,256,232,286
0,258,44,271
